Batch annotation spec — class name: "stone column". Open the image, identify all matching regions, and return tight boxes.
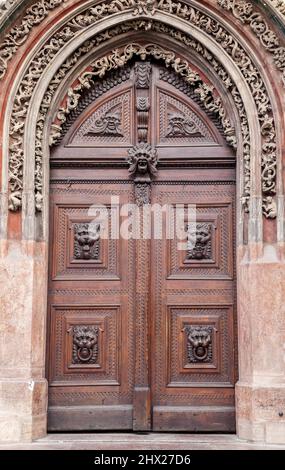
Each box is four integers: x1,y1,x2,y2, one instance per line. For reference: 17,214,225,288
0,240,48,441
236,244,285,444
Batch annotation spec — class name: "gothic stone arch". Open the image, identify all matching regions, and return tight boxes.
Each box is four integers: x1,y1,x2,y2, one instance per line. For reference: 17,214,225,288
0,0,284,444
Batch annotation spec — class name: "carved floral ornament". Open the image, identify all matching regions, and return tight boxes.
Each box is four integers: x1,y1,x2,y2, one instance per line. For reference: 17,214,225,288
0,0,284,82
268,0,285,18
3,0,280,218
217,0,285,85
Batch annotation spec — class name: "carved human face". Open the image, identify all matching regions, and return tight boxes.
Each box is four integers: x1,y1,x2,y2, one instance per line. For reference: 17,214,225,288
75,224,100,258
137,154,149,173
187,223,211,259
104,113,120,132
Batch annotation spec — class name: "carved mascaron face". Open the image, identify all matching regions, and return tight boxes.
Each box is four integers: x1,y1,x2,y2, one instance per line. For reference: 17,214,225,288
187,223,211,259
74,224,100,259
128,144,158,179
136,154,149,174
188,327,211,361
73,326,98,362
165,113,203,138
102,113,121,133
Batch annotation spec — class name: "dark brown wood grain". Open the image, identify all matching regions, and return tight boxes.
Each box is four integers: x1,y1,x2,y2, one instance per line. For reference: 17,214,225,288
47,61,237,431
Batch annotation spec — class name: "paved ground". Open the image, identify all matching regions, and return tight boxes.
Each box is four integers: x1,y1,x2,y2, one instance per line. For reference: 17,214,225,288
0,433,285,450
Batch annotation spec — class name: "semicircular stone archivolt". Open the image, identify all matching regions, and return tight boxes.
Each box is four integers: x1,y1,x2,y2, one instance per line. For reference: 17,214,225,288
265,0,285,20
2,0,280,218
0,0,68,78
217,0,285,86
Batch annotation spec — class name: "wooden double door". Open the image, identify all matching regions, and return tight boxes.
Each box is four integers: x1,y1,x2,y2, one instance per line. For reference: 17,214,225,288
47,60,237,432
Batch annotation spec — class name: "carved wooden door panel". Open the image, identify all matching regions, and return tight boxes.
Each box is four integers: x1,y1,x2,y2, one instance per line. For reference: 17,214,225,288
150,179,236,431
47,181,136,430
47,60,237,431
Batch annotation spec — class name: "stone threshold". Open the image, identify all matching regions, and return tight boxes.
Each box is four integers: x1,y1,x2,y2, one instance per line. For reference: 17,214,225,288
0,433,285,450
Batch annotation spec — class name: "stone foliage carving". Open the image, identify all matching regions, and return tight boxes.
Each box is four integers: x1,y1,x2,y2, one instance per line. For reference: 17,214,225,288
151,2,276,217
268,0,285,17
133,0,156,16
152,22,250,209
218,0,285,86
8,35,236,212
0,0,18,23
51,45,235,149
6,0,277,218
156,1,277,216
8,25,78,211
7,26,236,213
72,325,99,364
0,0,67,80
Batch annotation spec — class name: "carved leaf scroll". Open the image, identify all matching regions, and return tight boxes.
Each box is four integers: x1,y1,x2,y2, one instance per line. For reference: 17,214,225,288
5,0,278,219
0,0,67,80
84,112,123,137
165,113,205,138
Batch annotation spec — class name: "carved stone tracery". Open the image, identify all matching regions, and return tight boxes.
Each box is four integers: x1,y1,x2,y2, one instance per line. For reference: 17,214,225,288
4,0,279,218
